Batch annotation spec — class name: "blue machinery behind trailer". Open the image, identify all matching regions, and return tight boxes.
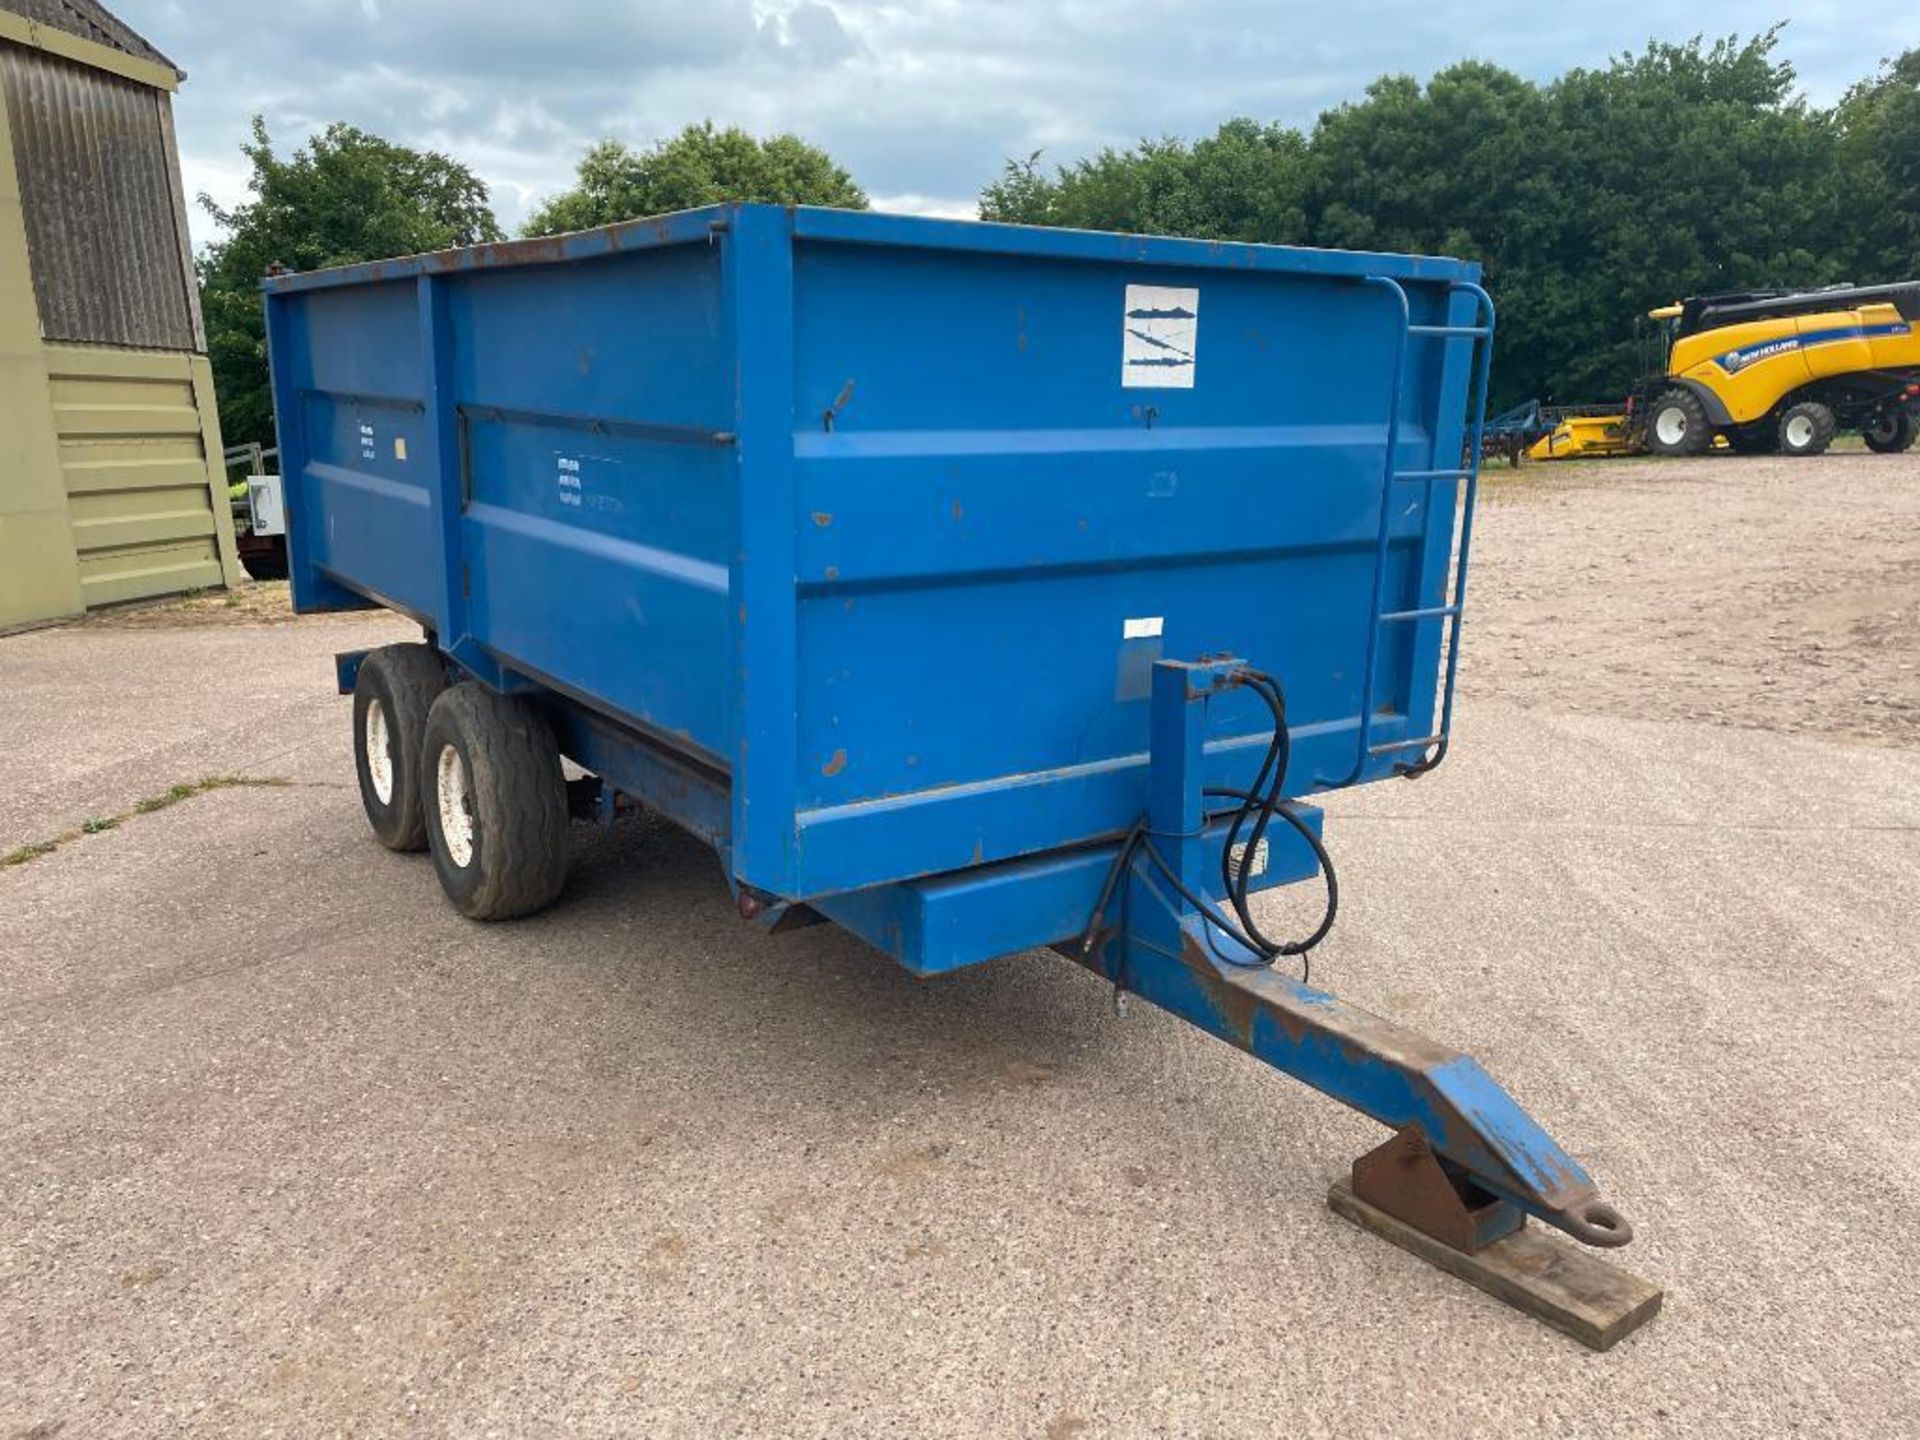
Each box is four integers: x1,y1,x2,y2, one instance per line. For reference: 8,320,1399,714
268,205,1649,1342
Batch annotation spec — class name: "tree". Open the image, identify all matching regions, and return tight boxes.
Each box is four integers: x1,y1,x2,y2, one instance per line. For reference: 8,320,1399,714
981,120,1309,243
976,29,1890,409
1296,31,1838,404
1830,49,1920,278
197,118,504,450
525,123,867,236
1515,31,1838,401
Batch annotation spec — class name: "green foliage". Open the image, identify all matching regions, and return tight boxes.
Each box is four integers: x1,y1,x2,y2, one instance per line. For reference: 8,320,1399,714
1831,50,1920,278
525,123,867,236
982,32,1920,407
983,121,1309,243
197,118,504,449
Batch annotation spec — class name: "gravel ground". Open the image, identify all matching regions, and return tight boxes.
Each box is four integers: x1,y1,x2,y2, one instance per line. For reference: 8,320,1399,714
1469,447,1920,746
2,453,1918,1437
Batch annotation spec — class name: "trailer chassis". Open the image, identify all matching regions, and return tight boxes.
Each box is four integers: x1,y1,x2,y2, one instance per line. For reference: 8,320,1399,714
335,644,1642,1287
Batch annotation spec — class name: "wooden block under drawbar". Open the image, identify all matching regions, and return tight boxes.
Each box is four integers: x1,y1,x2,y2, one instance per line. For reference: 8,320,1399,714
1328,1178,1662,1351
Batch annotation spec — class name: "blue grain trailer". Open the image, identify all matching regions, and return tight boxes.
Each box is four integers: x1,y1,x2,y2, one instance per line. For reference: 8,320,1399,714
267,205,1634,1268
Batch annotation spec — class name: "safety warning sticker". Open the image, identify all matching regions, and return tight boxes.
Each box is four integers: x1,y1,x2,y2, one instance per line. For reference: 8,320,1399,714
1122,284,1199,388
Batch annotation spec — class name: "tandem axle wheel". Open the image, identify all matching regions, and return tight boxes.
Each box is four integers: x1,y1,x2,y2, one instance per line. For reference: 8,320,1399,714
349,646,573,922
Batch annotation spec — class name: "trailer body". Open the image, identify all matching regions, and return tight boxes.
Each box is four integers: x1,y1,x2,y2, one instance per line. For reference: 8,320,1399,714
270,207,1473,955
267,207,1638,1264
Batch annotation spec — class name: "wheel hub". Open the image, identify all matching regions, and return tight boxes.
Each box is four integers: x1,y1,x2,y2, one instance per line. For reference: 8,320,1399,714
365,699,394,805
436,743,476,867
1786,415,1814,449
1655,408,1687,446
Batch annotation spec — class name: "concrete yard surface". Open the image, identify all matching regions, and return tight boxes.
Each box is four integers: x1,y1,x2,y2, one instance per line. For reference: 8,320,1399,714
2,451,1918,1437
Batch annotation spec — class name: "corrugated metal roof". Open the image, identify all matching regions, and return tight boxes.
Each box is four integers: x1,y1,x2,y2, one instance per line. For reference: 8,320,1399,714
0,0,177,73
1,43,201,350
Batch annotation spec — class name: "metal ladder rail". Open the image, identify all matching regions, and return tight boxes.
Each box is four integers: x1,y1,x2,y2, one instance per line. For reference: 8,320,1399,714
1328,276,1494,784
1402,279,1496,775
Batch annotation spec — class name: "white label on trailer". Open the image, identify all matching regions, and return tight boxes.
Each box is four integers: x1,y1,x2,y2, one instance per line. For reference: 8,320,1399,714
1228,837,1269,882
557,454,583,508
1123,615,1164,639
1121,284,1198,388
246,475,285,537
359,421,376,461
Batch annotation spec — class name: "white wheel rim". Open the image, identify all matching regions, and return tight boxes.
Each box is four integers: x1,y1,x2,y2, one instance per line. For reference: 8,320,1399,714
436,743,475,868
1655,408,1687,446
1786,415,1814,449
1868,415,1894,443
365,698,394,805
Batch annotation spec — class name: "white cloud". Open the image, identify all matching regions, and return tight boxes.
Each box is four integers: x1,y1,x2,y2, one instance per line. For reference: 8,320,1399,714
868,191,977,220
114,0,1913,250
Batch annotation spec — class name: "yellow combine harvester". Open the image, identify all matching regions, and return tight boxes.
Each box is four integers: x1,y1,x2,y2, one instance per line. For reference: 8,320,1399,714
1528,282,1920,461
1640,283,1920,456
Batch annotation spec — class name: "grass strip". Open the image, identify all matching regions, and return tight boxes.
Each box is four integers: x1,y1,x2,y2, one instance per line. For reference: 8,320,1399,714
2,776,290,869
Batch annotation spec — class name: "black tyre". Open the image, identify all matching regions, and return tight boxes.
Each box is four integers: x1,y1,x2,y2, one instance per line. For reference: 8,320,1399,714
1863,408,1916,454
240,536,289,581
1726,425,1777,455
352,644,448,852
421,683,570,920
1777,400,1836,457
1645,388,1711,456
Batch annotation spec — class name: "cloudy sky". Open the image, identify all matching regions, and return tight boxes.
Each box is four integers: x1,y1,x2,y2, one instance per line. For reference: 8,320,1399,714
115,1,1912,251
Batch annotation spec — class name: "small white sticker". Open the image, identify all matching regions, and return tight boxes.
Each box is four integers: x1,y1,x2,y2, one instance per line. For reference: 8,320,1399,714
1122,284,1198,388
393,437,408,461
359,421,376,462
557,454,583,508
1228,837,1269,882
1122,615,1164,640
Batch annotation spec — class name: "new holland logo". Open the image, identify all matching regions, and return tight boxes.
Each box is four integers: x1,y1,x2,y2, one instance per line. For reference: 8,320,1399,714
1719,338,1800,374
1716,321,1912,374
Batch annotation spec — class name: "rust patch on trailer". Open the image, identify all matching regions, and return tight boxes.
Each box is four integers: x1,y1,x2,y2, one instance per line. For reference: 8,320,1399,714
1182,934,1262,1048
420,234,570,276
812,511,833,527
1350,1126,1523,1254
822,379,856,431
822,748,848,777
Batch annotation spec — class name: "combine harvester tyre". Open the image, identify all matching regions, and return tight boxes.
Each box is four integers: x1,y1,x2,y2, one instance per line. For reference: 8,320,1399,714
1777,400,1837,458
1864,408,1916,454
1645,389,1710,457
